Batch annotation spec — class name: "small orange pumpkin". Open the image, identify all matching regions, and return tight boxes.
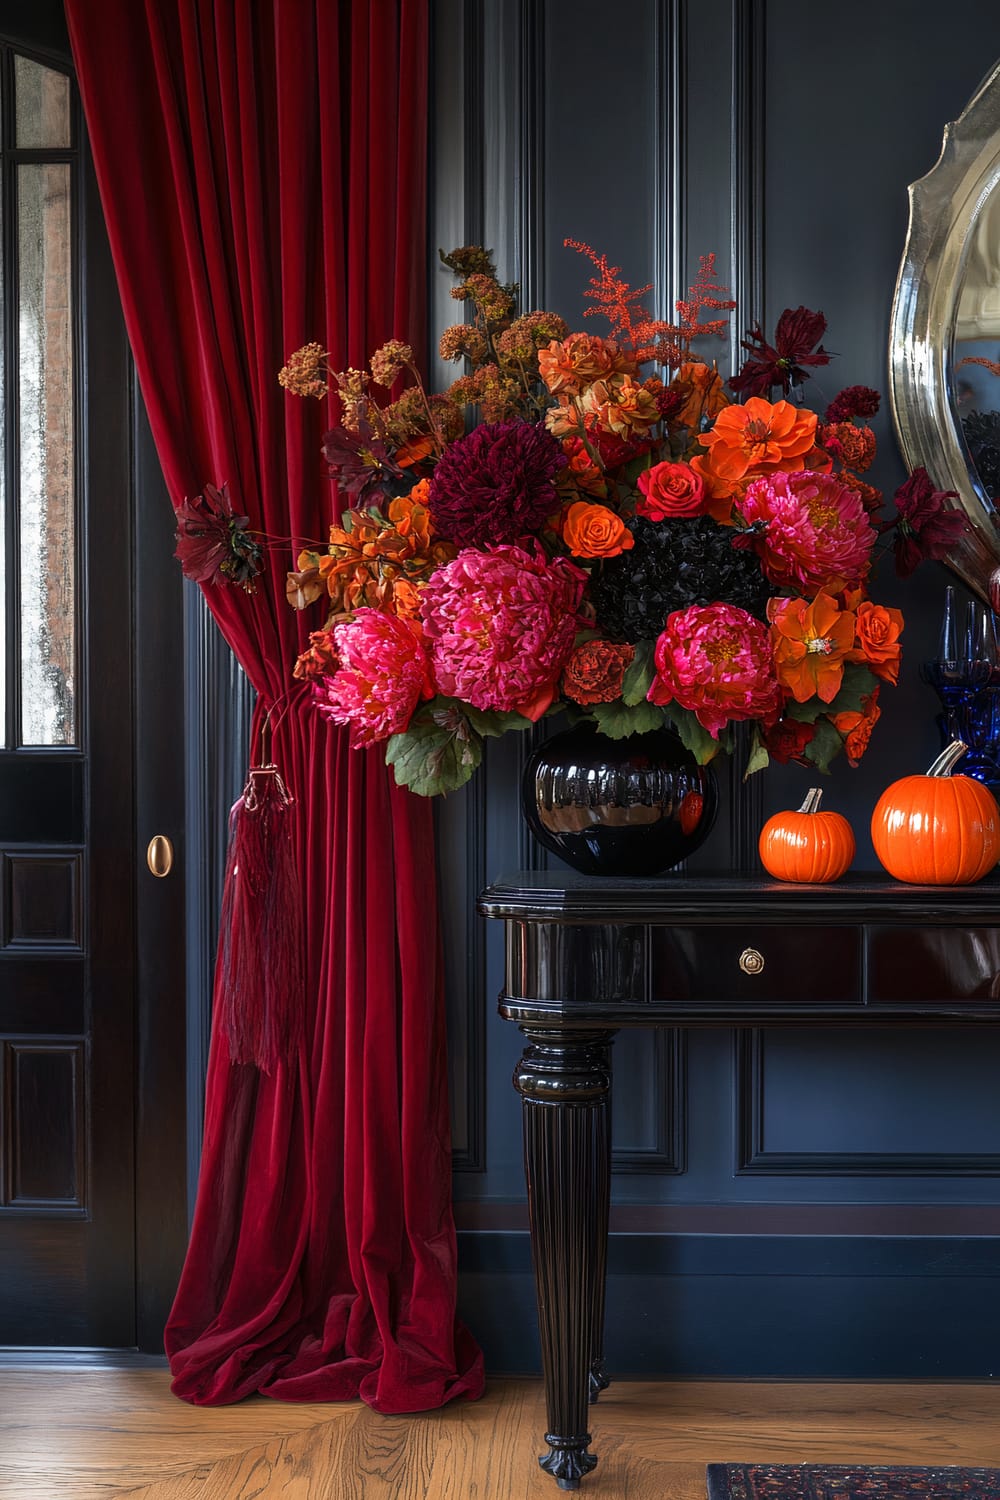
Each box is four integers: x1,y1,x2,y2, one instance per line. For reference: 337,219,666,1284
759,787,855,883
871,740,1000,885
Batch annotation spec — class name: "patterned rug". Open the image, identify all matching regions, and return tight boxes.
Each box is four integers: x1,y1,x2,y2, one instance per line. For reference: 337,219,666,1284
706,1465,1000,1499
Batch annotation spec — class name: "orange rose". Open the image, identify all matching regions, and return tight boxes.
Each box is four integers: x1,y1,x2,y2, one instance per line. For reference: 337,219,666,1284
562,502,634,559
848,601,903,685
637,461,707,520
768,591,856,703
699,397,818,482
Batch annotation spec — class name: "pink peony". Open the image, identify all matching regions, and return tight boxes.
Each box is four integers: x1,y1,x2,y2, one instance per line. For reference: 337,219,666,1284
648,601,782,738
314,609,432,747
419,544,585,717
738,469,877,593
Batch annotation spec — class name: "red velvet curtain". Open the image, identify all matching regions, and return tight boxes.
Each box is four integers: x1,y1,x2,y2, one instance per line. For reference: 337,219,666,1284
65,0,484,1411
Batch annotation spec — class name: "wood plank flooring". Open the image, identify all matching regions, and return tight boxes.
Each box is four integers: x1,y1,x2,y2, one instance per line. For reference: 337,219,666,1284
2,1370,999,1498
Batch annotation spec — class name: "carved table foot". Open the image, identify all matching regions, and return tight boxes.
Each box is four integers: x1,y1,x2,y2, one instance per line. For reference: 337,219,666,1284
588,1358,611,1403
539,1433,599,1490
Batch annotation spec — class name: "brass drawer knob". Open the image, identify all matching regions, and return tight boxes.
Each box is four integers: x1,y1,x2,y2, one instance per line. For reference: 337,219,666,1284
146,834,174,878
739,947,765,976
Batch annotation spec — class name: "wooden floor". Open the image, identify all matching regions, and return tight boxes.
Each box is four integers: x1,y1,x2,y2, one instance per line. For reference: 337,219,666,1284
2,1370,1000,1498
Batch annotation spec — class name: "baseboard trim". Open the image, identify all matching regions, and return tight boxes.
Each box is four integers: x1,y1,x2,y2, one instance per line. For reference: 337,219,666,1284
0,1347,168,1369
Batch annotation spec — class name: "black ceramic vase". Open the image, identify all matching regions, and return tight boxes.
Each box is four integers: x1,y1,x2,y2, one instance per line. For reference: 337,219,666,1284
521,721,719,876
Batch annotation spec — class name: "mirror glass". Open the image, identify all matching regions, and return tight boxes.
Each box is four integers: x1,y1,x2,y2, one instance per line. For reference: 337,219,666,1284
890,61,1000,601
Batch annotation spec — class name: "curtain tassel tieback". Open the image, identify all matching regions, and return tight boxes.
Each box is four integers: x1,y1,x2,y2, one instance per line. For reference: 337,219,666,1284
218,762,305,1071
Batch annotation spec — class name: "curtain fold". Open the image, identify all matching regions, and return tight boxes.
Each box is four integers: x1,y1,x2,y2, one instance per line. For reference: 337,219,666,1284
66,0,483,1412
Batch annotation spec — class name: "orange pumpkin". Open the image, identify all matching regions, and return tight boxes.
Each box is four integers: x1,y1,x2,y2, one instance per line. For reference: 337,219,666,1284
870,740,1000,885
758,788,855,883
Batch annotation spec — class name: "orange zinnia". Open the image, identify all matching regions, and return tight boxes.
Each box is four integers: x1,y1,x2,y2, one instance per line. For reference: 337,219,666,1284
698,397,817,482
768,591,856,704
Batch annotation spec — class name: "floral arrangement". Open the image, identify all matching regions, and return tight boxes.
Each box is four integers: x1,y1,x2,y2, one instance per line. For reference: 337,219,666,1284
179,244,964,796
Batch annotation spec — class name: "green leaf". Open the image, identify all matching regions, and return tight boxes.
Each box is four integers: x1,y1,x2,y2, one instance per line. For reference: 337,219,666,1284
824,661,878,716
786,662,879,724
385,716,483,796
661,702,722,765
786,696,827,724
621,640,657,706
591,699,666,739
744,727,770,779
802,717,843,775
462,703,534,739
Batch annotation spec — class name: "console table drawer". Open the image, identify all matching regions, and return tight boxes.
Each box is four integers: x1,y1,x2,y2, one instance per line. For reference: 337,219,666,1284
649,925,861,1005
868,926,1000,1004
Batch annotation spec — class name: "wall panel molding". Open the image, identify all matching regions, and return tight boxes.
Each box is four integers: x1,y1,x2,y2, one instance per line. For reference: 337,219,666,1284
727,0,766,871
652,0,685,321
612,1028,687,1174
438,773,487,1174
735,1029,1000,1175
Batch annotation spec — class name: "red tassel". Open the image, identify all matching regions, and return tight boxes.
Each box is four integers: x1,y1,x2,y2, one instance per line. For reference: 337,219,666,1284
217,765,305,1071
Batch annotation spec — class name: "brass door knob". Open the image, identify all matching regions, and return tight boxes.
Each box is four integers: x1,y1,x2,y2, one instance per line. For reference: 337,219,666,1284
739,947,764,975
146,835,174,878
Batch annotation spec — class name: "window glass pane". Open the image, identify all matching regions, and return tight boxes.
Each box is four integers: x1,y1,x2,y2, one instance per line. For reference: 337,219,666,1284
19,163,74,747
15,57,70,149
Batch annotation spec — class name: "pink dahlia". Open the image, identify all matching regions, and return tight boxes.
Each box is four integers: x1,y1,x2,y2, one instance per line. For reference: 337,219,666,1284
426,418,567,547
738,469,876,593
314,609,432,747
420,544,585,717
648,601,782,738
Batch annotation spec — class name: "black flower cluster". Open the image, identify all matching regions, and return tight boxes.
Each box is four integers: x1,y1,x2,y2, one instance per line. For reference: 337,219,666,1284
962,411,1000,502
590,515,773,641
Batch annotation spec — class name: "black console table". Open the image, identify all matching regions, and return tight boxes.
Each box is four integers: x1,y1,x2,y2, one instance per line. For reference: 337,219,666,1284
477,872,1000,1490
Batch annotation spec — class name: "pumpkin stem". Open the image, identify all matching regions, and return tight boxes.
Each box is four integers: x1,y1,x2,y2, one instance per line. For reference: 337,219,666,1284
926,740,968,778
798,788,824,814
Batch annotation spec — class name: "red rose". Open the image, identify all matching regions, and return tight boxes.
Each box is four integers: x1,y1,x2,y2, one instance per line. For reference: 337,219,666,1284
636,461,707,520
761,717,816,765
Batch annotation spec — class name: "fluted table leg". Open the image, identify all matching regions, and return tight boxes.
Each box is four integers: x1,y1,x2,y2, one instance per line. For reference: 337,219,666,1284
514,1026,616,1491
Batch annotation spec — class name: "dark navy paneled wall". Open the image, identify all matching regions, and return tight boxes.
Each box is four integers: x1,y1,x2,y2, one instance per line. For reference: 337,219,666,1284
431,0,1000,1376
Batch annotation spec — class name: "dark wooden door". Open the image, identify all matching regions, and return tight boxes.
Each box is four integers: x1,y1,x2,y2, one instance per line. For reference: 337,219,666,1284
0,10,187,1352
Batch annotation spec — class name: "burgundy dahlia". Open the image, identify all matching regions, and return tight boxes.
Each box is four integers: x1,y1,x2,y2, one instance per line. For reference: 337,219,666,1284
426,418,567,546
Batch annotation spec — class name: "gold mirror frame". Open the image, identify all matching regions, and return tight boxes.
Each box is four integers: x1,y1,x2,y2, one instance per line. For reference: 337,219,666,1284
889,61,1000,603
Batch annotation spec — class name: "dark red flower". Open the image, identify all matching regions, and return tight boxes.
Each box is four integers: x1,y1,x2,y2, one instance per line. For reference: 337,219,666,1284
174,482,262,590
427,419,566,546
322,410,407,503
652,387,685,422
729,306,831,398
585,421,655,470
761,717,816,764
824,385,881,424
889,466,966,578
